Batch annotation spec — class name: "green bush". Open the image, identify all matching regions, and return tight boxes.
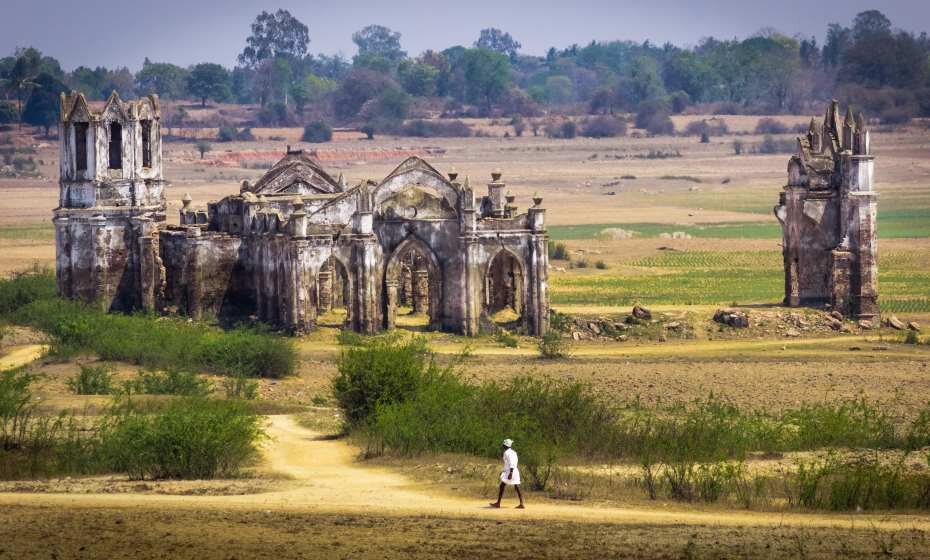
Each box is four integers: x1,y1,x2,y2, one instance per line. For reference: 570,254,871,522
120,368,212,397
223,374,259,400
302,121,333,143
594,260,608,270
100,398,264,479
495,330,519,348
548,242,570,261
904,330,919,344
333,335,445,425
538,331,571,359
0,269,56,316
10,297,295,378
67,364,115,395
574,259,589,269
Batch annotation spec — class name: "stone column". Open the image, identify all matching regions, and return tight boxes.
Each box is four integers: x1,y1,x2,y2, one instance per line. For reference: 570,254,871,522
385,281,398,330
412,268,429,314
318,262,333,312
185,227,203,320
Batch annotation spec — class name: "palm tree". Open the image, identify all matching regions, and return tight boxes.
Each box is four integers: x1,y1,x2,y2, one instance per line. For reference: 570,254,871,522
1,55,40,129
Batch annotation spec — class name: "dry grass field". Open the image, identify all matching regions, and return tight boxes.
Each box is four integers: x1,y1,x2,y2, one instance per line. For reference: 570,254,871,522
2,116,930,558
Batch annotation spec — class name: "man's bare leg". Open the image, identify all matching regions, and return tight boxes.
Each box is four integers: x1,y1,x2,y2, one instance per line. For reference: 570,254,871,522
489,482,506,507
514,485,525,508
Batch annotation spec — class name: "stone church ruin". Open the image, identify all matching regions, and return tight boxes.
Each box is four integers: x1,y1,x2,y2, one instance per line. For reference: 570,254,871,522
53,92,549,336
53,92,879,333
775,100,878,319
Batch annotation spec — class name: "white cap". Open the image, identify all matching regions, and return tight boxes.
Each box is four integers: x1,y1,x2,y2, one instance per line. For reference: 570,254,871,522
502,438,513,448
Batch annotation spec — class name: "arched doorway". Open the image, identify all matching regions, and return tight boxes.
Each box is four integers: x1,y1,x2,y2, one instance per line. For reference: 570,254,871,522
317,255,352,328
385,238,442,331
485,249,525,329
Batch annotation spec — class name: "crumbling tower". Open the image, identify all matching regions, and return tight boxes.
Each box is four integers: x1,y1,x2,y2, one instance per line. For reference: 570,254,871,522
54,91,166,311
774,100,878,318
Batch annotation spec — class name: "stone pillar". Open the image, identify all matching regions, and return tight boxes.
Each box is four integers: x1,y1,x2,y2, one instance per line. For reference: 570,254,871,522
528,203,549,336
385,281,398,330
91,214,109,311
185,227,203,320
412,268,429,314
54,215,72,298
318,263,333,312
830,249,852,315
487,170,506,218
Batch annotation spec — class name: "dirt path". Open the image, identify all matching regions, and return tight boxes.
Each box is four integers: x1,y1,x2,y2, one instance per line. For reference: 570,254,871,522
1,414,929,532
0,344,47,371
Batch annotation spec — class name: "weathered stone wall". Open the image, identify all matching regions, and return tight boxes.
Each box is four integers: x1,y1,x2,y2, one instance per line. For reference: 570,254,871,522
775,100,878,319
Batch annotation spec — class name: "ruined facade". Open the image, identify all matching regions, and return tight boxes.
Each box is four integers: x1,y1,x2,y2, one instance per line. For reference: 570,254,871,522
774,100,878,318
55,92,549,336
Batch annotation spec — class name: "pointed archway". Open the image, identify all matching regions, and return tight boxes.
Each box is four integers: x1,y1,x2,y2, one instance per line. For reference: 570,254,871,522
384,236,443,331
485,248,526,329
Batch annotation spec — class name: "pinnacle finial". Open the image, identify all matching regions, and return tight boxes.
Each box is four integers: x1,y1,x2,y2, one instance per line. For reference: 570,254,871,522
808,117,817,133
844,107,854,126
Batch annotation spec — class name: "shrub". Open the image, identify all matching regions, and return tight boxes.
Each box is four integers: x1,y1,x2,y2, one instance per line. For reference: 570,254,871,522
580,116,627,138
538,331,570,359
700,131,710,144
0,268,56,316
754,118,789,134
732,139,744,155
67,364,114,395
511,116,526,137
574,259,589,268
495,330,519,348
223,374,259,400
548,309,572,333
548,242,570,261
545,120,577,139
684,119,728,137
217,125,237,142
754,135,795,154
636,110,674,135
100,398,264,480
594,260,608,270
904,330,920,345
360,124,375,139
235,127,255,141
333,335,446,425
8,295,296,378
257,102,291,126
120,368,212,397
302,121,333,143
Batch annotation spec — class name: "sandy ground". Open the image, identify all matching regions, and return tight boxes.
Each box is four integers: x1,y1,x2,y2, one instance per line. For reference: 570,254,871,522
1,415,929,558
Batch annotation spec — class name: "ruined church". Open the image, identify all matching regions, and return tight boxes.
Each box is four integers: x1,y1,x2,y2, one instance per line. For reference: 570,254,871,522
775,100,878,319
53,92,550,336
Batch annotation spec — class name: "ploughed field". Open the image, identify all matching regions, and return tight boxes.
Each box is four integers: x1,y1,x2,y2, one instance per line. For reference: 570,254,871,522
2,117,930,558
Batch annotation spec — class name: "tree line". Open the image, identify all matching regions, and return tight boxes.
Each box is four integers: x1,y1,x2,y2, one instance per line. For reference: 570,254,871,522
2,8,928,135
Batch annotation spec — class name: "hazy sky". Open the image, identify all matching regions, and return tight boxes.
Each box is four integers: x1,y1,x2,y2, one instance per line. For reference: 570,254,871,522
2,0,928,70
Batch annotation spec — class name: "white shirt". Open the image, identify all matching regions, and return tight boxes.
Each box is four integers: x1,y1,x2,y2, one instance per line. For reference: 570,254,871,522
500,448,521,485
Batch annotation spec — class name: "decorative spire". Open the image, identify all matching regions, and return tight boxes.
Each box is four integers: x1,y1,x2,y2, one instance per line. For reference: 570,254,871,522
182,193,192,209
448,166,458,181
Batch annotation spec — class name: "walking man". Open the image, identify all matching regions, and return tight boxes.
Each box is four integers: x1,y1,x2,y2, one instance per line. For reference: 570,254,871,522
489,438,524,509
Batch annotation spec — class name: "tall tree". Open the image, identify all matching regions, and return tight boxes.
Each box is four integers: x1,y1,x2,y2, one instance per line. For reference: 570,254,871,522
238,9,309,68
1,48,40,128
135,58,189,99
475,28,522,61
187,63,231,107
461,48,511,113
823,23,851,67
352,25,406,62
22,72,66,135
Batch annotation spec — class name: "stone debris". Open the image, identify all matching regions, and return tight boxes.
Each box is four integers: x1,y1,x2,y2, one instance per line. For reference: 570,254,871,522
858,319,874,330
713,308,750,328
908,321,921,332
632,305,652,320
885,315,906,330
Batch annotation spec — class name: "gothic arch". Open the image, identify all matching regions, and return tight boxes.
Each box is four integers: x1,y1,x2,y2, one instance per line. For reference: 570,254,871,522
384,235,443,330
484,247,527,323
